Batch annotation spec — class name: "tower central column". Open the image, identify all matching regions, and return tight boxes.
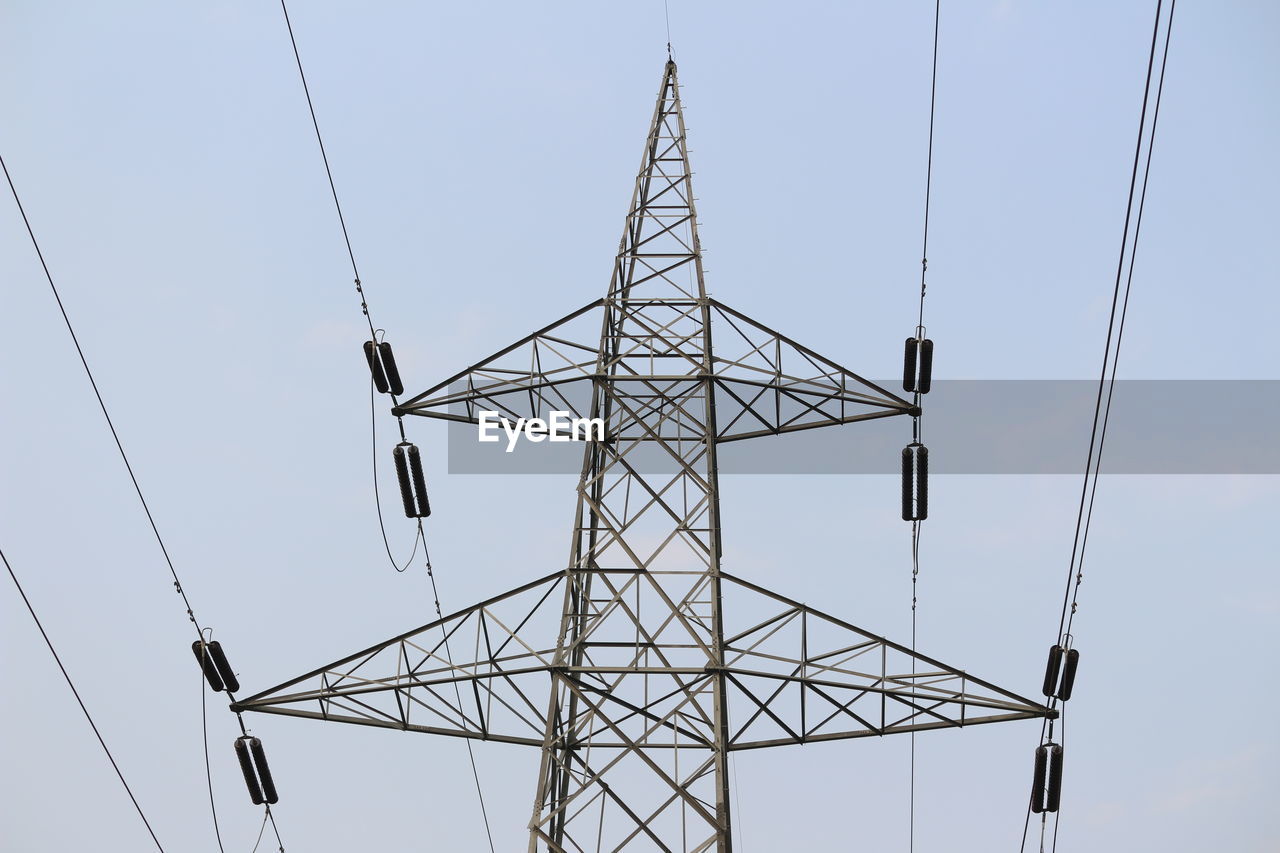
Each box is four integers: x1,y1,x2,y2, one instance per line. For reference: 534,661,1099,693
528,60,732,852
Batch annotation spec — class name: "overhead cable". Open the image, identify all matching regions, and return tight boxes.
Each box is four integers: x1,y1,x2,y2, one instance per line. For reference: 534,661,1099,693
274,5,493,848
2,149,252,845
906,4,941,851
1019,2,1177,849
2,546,167,852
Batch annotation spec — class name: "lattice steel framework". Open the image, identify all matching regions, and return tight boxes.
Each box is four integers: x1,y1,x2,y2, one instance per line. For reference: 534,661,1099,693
235,61,1053,852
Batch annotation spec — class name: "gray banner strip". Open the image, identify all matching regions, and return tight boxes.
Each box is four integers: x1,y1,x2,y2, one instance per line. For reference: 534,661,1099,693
442,381,1279,474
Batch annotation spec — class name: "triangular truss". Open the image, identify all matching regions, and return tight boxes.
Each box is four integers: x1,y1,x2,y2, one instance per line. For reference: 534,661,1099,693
235,573,566,745
236,572,1046,749
393,298,912,442
717,574,1046,748
393,300,604,427
707,301,911,441
239,59,1050,853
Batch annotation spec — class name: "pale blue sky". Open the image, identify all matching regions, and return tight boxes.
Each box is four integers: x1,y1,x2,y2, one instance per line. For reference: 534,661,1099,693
2,2,1277,851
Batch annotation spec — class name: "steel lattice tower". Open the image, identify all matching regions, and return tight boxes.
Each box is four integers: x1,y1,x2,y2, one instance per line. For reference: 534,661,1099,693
235,61,1053,852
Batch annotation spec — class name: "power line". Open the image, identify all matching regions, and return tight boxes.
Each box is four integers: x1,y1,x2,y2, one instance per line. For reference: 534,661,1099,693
2,546,167,852
370,372,425,573
909,4,941,850
918,0,941,333
422,539,497,853
276,0,422,572
1059,0,1176,647
250,810,270,853
200,642,228,853
1052,0,1167,647
1021,1,1176,848
2,149,246,846
1,152,206,641
5,148,287,848
663,0,673,59
274,5,495,848
1049,707,1070,853
277,0,378,345
265,805,286,852
1049,7,1175,849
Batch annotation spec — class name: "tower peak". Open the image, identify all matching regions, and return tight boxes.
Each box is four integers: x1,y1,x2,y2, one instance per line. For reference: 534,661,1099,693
609,58,703,303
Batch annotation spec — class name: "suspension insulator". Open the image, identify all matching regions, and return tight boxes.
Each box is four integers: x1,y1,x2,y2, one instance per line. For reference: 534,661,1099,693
1057,648,1080,701
1045,744,1064,812
248,737,279,805
407,443,431,517
378,341,404,397
1030,743,1050,814
916,444,928,519
363,341,390,394
901,446,914,521
393,444,415,517
902,337,935,394
902,338,918,393
1041,644,1064,697
393,442,430,518
901,443,928,521
192,640,224,692
917,338,934,394
234,737,264,805
207,640,239,693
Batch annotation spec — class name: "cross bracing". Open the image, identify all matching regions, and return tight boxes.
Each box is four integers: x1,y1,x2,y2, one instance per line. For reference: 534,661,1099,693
235,571,1049,749
236,60,1052,852
392,298,916,443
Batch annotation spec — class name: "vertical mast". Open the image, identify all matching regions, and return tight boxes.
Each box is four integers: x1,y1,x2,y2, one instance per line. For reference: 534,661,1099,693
529,59,731,852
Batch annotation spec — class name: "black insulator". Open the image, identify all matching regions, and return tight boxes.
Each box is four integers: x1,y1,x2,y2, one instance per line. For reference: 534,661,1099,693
364,340,390,394
1057,648,1080,701
248,737,279,805
1041,644,1064,697
902,337,935,394
917,338,934,394
393,444,416,518
1030,744,1049,814
901,446,914,521
915,444,928,520
902,337,918,393
1045,744,1064,812
206,641,239,694
192,641,224,693
378,341,404,396
407,444,431,518
234,738,264,805
901,443,929,521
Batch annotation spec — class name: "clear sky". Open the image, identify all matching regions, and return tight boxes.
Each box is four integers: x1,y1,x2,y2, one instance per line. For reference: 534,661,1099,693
2,1,1277,851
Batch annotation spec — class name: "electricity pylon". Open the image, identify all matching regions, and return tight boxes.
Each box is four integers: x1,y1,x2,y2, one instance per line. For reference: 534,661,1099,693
235,60,1053,852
